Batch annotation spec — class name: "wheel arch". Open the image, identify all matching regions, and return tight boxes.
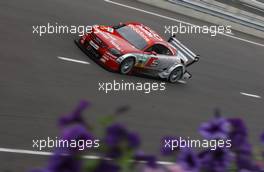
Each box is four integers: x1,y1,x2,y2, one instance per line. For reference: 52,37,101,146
116,53,138,64
168,64,185,75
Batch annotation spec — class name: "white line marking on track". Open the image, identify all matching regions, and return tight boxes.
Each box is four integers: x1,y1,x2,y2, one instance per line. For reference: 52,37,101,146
0,147,173,165
57,56,90,64
104,0,264,47
0,147,99,159
240,92,262,99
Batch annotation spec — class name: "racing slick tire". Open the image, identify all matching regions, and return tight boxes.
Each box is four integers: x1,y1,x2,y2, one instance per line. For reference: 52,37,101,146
168,67,183,83
119,57,135,75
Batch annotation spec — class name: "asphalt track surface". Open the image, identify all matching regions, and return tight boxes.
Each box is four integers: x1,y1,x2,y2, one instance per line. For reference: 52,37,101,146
0,0,264,171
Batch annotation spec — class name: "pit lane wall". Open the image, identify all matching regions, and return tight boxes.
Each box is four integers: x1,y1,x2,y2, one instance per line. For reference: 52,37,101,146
136,0,264,39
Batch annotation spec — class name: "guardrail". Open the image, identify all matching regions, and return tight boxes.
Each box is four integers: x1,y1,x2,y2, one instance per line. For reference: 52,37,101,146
168,0,264,32
240,0,264,12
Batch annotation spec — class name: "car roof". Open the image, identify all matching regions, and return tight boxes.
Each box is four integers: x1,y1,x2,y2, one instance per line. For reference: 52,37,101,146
125,22,166,47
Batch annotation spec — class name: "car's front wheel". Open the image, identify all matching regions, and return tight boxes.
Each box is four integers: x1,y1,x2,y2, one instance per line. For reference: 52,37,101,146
119,57,135,74
168,67,183,83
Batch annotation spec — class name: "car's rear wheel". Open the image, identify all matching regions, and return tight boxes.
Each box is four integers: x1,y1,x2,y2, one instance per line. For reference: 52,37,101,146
168,67,183,83
119,58,135,74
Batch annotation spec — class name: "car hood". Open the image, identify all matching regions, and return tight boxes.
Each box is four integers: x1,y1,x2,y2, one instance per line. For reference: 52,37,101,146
93,25,142,54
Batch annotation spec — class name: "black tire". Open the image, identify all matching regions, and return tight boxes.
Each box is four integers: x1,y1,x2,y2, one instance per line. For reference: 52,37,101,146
119,57,135,74
168,67,183,83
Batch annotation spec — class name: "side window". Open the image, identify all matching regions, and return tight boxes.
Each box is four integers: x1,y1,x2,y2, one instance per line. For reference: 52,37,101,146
145,46,154,53
145,44,172,55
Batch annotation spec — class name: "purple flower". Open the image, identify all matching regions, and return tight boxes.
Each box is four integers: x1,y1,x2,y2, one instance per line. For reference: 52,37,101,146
227,119,259,171
105,124,140,149
127,132,141,148
160,136,179,156
177,148,200,172
106,147,122,159
59,101,90,127
31,148,82,172
228,118,247,136
236,152,260,171
61,124,94,153
29,169,50,172
93,160,120,172
261,132,264,144
233,140,261,171
142,167,166,172
199,148,233,172
166,164,184,172
105,124,126,147
104,124,140,159
47,149,82,172
134,151,157,168
228,118,249,151
30,126,89,172
199,115,230,139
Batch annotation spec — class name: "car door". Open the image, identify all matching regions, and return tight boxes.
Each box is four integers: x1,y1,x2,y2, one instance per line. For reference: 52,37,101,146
142,44,173,76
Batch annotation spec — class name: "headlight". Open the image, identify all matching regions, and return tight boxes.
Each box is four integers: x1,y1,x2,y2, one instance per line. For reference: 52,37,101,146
109,48,122,57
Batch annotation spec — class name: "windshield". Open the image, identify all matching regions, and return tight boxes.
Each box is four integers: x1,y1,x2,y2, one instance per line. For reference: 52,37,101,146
116,26,148,50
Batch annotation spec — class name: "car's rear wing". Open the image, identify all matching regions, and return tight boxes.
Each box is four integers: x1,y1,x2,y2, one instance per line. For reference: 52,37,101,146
168,35,199,67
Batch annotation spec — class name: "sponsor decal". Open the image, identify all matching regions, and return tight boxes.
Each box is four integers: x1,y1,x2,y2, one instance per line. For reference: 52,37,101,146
146,57,159,67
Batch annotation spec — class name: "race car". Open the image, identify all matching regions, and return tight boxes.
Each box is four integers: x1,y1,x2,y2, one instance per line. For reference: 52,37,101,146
75,22,199,83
